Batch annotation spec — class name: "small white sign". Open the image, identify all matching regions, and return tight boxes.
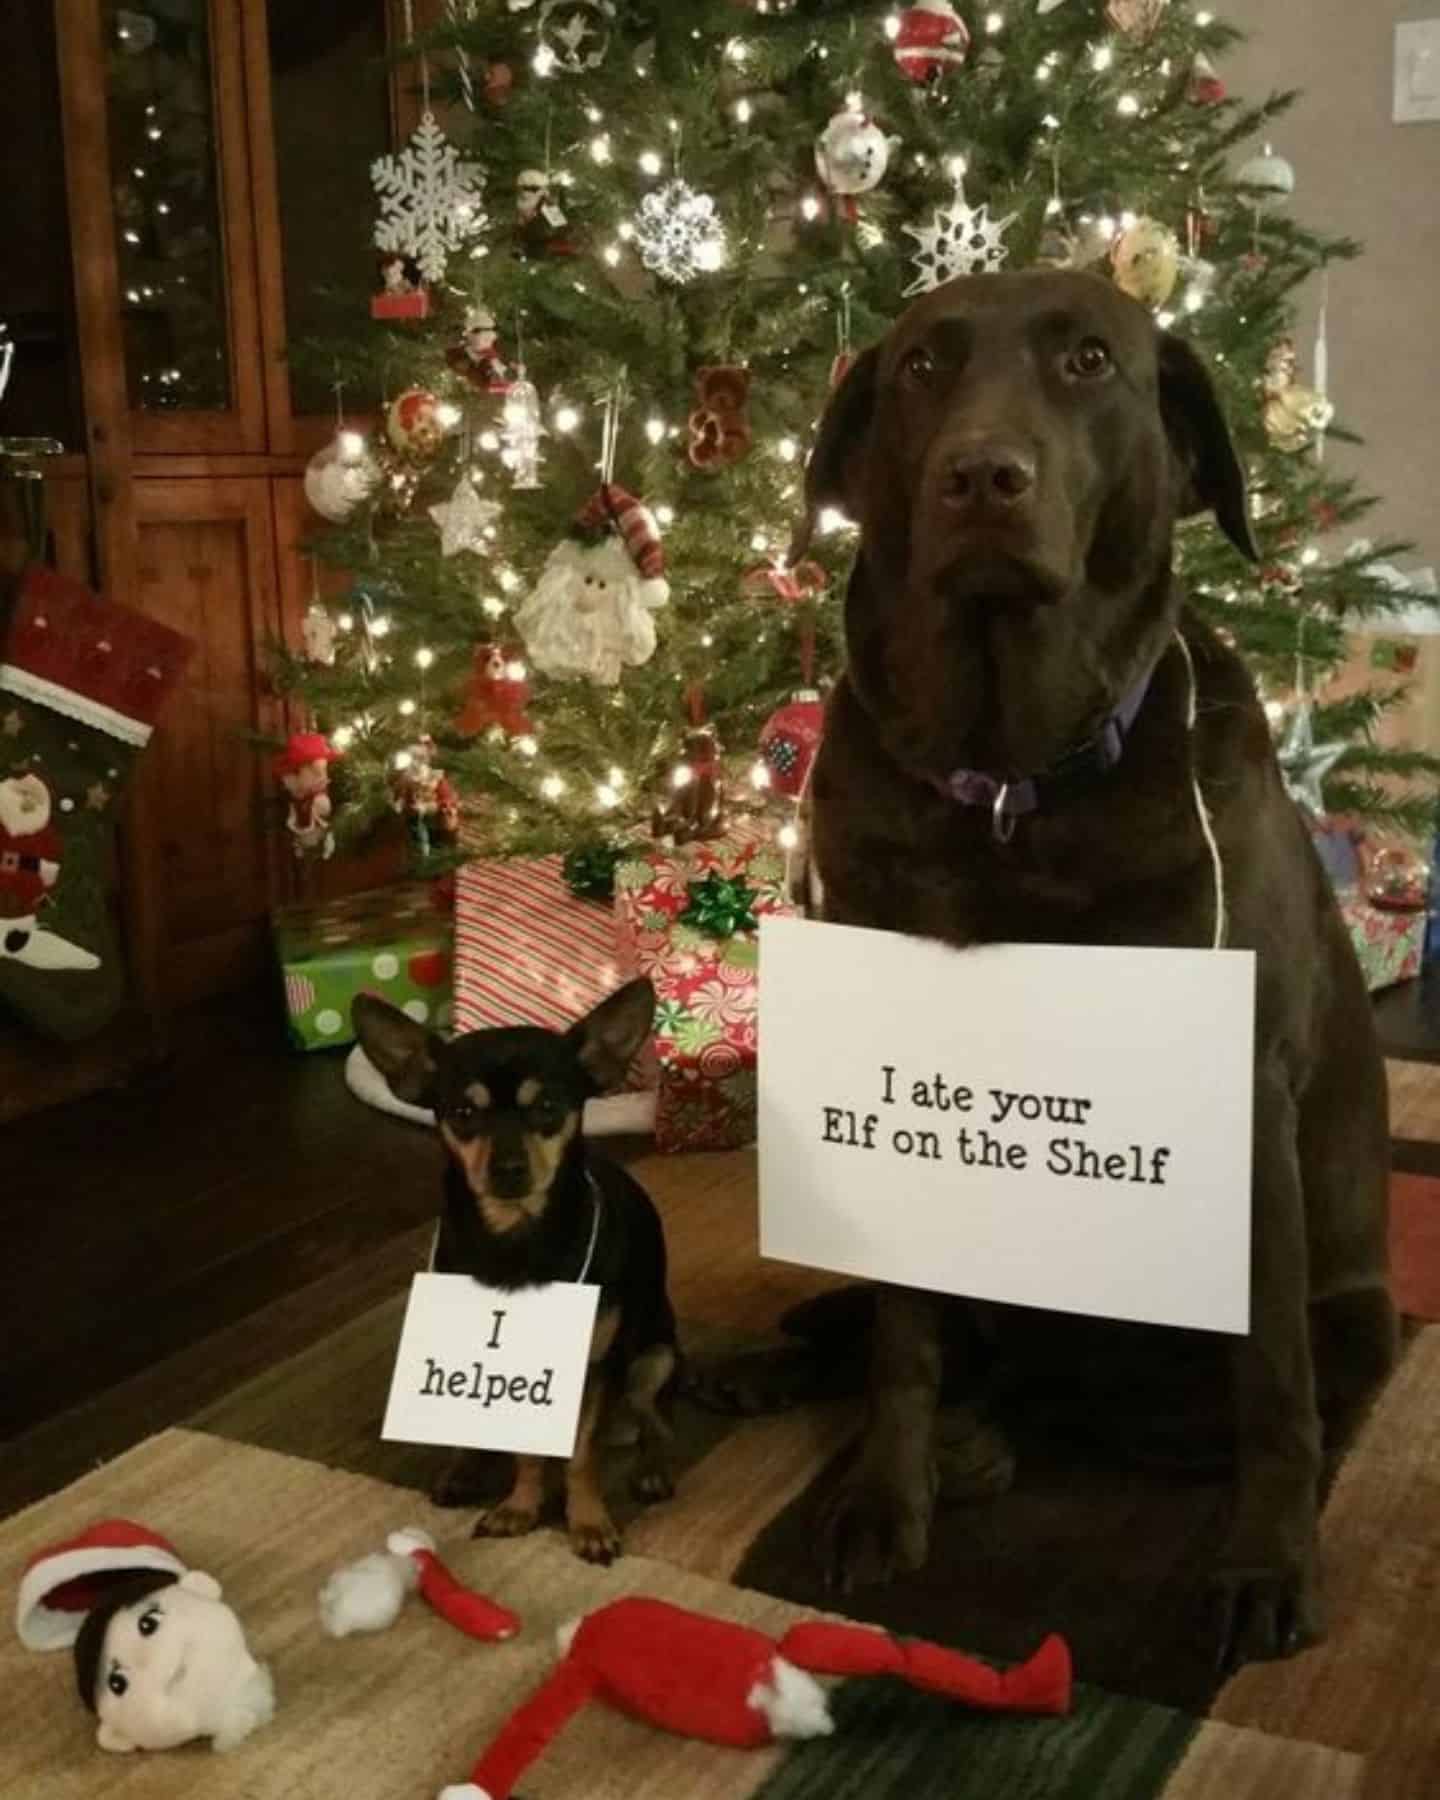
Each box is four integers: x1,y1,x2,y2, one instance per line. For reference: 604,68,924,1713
382,1274,601,1458
759,918,1255,1335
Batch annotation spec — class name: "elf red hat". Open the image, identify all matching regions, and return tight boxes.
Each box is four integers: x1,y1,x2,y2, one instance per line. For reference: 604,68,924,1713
16,1519,187,1651
272,731,342,778
0,564,193,749
574,484,665,583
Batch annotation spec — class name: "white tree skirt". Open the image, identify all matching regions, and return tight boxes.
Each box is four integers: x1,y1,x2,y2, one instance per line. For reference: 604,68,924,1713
344,1044,657,1138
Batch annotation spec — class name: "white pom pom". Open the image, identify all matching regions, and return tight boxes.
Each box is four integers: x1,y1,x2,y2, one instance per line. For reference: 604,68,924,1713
318,1551,414,1638
555,1615,583,1657
636,576,670,611
748,1656,834,1740
178,1570,223,1602
386,1526,436,1558
438,1786,491,1799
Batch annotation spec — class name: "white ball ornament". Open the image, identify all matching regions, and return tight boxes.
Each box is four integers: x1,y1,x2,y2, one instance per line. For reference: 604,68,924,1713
303,433,380,523
815,109,899,198
1237,144,1296,208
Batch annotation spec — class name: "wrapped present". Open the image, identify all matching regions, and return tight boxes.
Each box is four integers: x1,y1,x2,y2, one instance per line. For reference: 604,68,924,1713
454,854,625,1034
1340,891,1424,993
272,881,453,1051
614,831,796,1153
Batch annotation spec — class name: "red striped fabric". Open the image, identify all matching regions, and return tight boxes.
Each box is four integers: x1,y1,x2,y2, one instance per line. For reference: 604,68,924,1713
453,855,623,1034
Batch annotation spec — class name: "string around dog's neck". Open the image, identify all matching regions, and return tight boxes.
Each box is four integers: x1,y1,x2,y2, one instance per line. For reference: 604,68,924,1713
576,1171,604,1285
931,628,1228,951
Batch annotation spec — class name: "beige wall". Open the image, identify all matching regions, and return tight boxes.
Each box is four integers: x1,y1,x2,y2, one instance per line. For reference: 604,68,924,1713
1224,1,1439,568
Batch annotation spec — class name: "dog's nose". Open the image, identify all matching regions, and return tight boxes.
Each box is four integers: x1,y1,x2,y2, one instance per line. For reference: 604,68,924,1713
489,1159,531,1198
944,441,1037,513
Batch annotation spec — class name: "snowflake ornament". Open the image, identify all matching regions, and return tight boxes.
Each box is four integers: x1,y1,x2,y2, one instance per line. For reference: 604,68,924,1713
903,178,1017,297
371,111,487,286
634,181,728,284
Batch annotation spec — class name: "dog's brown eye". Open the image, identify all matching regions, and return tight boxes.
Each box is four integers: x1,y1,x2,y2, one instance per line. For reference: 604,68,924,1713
901,345,936,383
1066,338,1112,380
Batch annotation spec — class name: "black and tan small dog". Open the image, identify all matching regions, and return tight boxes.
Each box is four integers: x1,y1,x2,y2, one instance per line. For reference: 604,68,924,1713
353,977,678,1564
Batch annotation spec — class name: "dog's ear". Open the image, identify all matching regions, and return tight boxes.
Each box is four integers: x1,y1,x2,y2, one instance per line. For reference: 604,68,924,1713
352,993,442,1107
567,977,656,1093
1157,333,1259,563
789,343,880,560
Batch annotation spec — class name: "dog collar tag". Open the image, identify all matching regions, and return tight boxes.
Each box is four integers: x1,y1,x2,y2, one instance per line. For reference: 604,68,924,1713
381,1273,602,1461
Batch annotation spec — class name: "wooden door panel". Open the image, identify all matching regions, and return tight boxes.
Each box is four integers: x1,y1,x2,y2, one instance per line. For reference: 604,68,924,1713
131,478,282,999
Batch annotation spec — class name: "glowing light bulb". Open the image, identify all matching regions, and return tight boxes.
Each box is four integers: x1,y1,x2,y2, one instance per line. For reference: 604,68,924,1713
590,135,612,164
671,764,694,789
884,11,901,39
515,735,538,757
609,766,626,789
533,43,556,76
370,616,392,638
603,244,622,266
331,726,355,750
735,99,752,124
986,10,1004,33
415,647,435,670
800,195,821,221
1045,196,1063,218
435,402,461,429
639,150,663,176
336,613,354,632
540,773,566,799
499,569,521,593
1301,546,1321,567
596,784,620,809
777,437,798,462
482,596,505,618
817,505,853,535
750,532,769,552
645,417,666,445
399,699,417,717
778,823,800,850
655,504,675,526
750,762,772,790
393,751,413,772
1092,45,1114,71
554,405,580,433
1117,93,1140,116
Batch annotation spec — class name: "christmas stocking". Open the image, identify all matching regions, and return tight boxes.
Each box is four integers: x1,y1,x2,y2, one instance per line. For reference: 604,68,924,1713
0,565,193,1041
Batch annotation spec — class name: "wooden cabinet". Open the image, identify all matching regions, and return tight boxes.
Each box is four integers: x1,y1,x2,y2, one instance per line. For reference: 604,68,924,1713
23,0,412,1037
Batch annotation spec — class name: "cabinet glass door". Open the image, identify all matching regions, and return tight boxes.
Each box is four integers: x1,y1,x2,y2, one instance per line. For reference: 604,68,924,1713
102,0,265,451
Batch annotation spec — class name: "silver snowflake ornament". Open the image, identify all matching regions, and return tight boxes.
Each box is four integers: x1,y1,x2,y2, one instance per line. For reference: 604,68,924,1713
903,178,1017,297
634,180,727,285
371,111,487,286
429,473,502,556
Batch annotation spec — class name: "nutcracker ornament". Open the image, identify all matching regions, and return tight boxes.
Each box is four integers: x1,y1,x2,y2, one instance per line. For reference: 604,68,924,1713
455,644,534,740
371,251,429,321
446,305,512,395
274,731,341,861
892,1,970,83
392,735,461,856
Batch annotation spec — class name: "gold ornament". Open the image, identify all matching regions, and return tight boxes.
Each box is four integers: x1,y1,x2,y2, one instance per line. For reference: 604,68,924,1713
1262,339,1334,453
1111,218,1180,308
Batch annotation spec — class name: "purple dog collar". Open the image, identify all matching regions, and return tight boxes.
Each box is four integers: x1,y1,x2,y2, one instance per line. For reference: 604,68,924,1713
936,657,1159,842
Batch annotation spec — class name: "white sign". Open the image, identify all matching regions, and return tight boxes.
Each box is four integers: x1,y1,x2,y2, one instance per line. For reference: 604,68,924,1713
382,1274,600,1458
759,918,1254,1335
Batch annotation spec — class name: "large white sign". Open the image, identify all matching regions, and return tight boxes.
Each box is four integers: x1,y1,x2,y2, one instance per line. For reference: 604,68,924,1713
759,918,1255,1334
382,1274,600,1458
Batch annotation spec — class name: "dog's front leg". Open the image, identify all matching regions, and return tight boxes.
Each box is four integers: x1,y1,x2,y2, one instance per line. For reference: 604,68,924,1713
565,1364,622,1564
822,1284,943,1591
1214,1066,1324,1669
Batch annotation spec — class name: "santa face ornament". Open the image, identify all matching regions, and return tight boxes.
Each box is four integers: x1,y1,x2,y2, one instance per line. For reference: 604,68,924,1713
0,769,100,971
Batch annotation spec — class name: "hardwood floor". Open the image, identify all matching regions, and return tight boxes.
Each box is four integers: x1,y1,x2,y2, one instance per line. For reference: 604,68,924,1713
1,990,832,1515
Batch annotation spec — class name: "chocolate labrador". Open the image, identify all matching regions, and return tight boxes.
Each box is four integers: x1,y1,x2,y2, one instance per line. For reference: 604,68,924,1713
797,269,1395,1669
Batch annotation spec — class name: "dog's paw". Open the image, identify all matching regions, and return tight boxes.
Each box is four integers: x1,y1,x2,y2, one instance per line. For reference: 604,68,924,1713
1208,1560,1324,1672
820,1464,934,1593
472,1503,540,1541
631,1458,676,1505
568,1516,623,1565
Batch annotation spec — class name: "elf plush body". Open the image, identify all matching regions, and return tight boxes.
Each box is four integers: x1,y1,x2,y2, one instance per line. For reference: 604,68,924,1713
439,1596,1072,1800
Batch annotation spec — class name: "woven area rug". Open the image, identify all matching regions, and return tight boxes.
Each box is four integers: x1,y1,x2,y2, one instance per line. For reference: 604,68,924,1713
0,1429,1352,1800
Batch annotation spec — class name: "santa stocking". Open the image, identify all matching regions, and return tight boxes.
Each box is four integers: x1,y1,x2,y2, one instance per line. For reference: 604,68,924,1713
0,565,192,1041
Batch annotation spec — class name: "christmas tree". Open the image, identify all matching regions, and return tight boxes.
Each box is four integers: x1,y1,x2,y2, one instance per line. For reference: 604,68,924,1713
272,0,1440,874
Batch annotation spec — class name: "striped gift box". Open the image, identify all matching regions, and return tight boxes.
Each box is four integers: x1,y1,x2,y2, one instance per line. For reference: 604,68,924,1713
453,854,625,1034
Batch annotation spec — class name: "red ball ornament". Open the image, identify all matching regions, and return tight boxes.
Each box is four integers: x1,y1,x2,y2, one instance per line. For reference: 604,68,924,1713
893,0,970,83
759,691,825,800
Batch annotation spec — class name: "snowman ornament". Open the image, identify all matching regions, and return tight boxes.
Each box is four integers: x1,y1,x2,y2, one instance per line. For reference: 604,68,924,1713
815,108,899,217
515,485,670,687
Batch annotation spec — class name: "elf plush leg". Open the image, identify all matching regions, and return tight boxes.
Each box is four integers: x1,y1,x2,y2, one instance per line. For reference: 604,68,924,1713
319,1528,518,1642
776,1620,1072,1716
442,1651,601,1800
0,566,192,1041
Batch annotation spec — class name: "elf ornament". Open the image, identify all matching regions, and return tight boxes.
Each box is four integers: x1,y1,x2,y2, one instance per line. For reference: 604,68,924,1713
274,730,341,860
759,691,825,800
515,484,670,686
455,643,534,739
893,1,970,82
687,366,752,470
437,1595,1071,1800
0,564,193,1041
446,304,512,395
372,249,429,321
16,1518,275,1755
514,168,576,258
1189,51,1225,104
